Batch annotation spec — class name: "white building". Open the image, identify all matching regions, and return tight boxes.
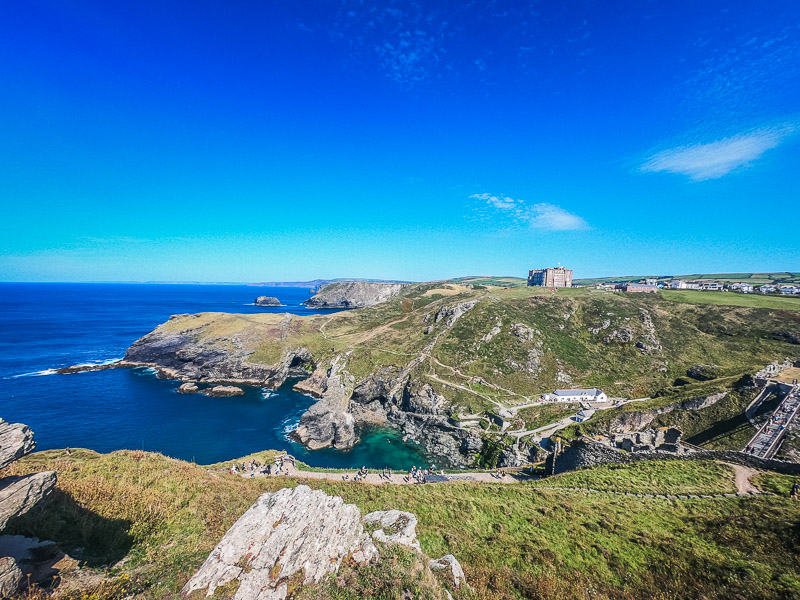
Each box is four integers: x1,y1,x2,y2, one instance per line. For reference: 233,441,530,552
575,409,596,423
545,388,608,403
700,282,724,291
670,280,686,289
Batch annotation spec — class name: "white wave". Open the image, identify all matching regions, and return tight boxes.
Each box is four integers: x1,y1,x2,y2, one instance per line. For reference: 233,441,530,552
10,369,57,378
66,357,124,369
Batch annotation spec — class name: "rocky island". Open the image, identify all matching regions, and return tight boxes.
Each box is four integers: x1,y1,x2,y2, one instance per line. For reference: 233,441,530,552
254,296,281,307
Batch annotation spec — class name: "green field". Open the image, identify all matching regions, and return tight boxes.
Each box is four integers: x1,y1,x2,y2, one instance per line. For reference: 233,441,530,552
660,289,800,311
5,450,800,600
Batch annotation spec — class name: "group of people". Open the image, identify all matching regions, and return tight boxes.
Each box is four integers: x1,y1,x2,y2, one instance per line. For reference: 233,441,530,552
492,468,508,479
230,456,291,477
340,464,442,484
404,464,441,484
342,465,371,482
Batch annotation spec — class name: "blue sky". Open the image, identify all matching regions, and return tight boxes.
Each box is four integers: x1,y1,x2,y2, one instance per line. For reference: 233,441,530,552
1,1,798,282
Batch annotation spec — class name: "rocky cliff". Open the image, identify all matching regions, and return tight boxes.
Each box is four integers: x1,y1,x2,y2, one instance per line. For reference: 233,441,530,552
303,281,408,308
0,418,57,596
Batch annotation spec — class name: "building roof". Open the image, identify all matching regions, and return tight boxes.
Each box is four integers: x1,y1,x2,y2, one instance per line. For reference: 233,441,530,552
553,388,603,396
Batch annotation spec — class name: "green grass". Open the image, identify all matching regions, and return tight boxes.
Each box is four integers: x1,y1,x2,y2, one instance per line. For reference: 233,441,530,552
5,449,800,600
661,289,800,311
530,460,738,495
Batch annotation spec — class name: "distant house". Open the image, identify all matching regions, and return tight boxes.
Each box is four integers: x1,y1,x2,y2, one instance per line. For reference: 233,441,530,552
780,285,800,295
644,278,657,286
700,282,724,291
670,280,686,289
575,409,596,423
617,283,658,293
759,285,776,294
545,388,608,403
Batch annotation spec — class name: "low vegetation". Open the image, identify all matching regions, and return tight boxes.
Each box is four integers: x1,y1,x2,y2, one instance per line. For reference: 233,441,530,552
4,449,800,599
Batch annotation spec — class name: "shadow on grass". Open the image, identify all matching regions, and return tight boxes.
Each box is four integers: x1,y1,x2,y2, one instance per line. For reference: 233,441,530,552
3,488,134,566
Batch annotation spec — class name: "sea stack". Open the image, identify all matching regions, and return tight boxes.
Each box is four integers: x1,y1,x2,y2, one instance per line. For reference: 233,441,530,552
254,296,282,307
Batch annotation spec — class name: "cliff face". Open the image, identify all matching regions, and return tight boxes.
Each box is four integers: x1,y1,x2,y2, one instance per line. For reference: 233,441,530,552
303,281,408,308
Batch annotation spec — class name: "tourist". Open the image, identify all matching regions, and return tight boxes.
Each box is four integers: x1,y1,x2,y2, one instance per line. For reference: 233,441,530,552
792,482,799,500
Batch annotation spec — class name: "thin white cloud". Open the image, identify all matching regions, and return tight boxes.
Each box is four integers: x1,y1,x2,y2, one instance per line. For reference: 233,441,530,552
469,193,588,231
641,126,794,181
529,203,589,231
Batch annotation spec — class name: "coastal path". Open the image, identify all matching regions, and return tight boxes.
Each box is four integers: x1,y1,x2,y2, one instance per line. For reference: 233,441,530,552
234,462,768,498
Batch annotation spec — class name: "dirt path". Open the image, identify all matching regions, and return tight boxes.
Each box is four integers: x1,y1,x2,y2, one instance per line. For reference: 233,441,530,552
726,463,762,495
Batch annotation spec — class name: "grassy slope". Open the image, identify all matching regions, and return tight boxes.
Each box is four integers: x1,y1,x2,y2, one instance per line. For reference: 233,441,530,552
661,289,800,311
153,284,800,433
4,450,800,600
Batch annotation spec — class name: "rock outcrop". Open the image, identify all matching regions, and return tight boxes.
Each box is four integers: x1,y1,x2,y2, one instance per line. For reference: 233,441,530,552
291,357,356,450
202,385,245,397
254,296,282,307
0,418,57,597
181,486,378,600
607,391,728,433
177,382,199,394
0,421,35,472
362,510,421,551
183,486,468,599
303,281,408,309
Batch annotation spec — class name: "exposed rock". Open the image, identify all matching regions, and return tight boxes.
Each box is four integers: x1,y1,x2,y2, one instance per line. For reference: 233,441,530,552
181,486,378,600
254,296,282,307
603,328,633,344
434,300,479,327
636,309,662,354
755,359,796,381
510,323,537,342
481,320,502,342
292,357,356,450
362,510,421,551
303,282,408,309
0,556,22,597
588,320,611,335
0,472,58,530
429,555,467,589
0,419,59,597
686,364,722,381
608,392,728,433
202,385,244,397
292,366,328,399
0,420,35,471
176,382,199,394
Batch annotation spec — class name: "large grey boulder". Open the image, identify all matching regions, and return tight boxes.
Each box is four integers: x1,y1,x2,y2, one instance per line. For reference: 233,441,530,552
181,486,378,600
0,420,35,471
0,418,57,598
0,556,22,598
0,472,58,530
362,510,421,551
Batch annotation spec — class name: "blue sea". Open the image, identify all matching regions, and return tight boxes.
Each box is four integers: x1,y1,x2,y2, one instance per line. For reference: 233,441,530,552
0,283,430,468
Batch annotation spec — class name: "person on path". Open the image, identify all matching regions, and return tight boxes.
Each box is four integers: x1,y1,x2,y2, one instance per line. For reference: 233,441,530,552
791,482,799,500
